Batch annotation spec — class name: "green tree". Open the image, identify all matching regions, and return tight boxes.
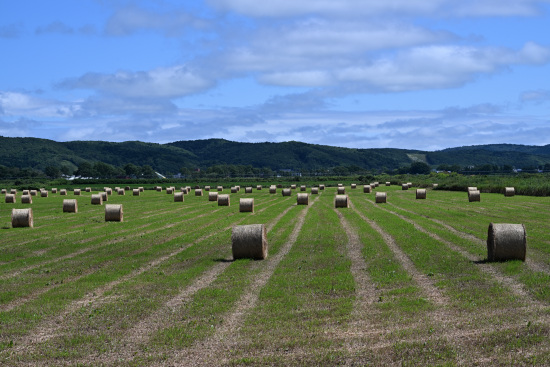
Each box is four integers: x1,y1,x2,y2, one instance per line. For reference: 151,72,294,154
44,166,61,178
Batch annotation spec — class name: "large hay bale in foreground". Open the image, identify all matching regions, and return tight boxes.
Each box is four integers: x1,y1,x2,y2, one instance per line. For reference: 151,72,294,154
195,189,203,197
105,204,123,222
245,187,253,194
133,189,140,196
91,194,103,205
297,193,309,205
209,192,218,202
311,187,319,194
363,185,372,193
335,194,349,208
376,192,387,203
232,224,267,260
63,199,78,213
337,187,345,195
174,192,184,202
416,189,427,199
487,223,526,262
12,208,33,228
468,190,480,202
282,188,291,197
505,187,515,197
5,194,16,203
218,194,230,206
21,195,32,204
239,198,254,213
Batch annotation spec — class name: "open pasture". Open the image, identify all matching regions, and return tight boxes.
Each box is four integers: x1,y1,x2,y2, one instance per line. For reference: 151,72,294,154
1,185,550,366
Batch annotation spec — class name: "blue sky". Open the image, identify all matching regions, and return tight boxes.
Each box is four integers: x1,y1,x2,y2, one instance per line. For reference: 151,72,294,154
1,0,550,150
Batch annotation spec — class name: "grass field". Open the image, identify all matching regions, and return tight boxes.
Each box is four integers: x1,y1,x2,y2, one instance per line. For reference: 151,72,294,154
1,184,550,366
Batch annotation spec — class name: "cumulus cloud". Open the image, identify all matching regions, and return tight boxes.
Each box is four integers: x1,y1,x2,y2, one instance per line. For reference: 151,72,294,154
0,91,77,118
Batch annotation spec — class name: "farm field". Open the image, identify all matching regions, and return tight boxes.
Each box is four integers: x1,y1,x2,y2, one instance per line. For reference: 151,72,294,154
1,184,550,366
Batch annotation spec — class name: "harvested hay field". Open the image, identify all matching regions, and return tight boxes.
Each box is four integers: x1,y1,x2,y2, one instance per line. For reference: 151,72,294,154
0,185,550,366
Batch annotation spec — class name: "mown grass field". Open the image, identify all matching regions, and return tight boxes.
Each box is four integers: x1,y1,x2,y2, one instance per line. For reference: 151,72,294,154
1,184,549,366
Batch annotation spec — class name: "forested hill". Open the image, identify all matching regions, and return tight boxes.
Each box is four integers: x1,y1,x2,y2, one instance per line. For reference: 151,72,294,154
1,136,550,175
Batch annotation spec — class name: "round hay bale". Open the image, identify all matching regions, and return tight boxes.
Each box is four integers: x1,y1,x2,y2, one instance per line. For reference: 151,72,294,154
416,189,427,199
468,186,477,192
433,183,438,189
311,187,319,195
0,189,6,194
60,189,67,196
297,193,309,205
105,188,112,195
133,189,140,196
290,184,297,189
5,194,16,203
282,188,291,197
22,190,29,195
40,190,48,198
505,187,515,197
124,186,130,191
156,186,162,192
232,224,267,260
139,187,144,192
402,184,409,190
63,199,78,213
218,194,230,206
256,185,262,190
117,189,125,195
195,189,203,196
337,187,345,195
300,185,306,191
209,192,218,202
181,187,188,194
363,185,372,193
91,194,103,205
335,194,349,208
12,208,33,228
468,190,480,202
407,182,412,188
166,187,174,194
231,187,238,193
105,204,123,222
269,186,277,194
21,195,32,204
386,182,391,186
375,192,387,203
204,186,211,191
30,190,37,196
74,189,81,196
245,187,253,194
235,185,241,191
217,186,223,192
10,189,17,195
487,223,526,262
174,192,184,202
52,188,58,193
85,187,92,192
239,198,254,213
351,184,357,189
101,192,108,202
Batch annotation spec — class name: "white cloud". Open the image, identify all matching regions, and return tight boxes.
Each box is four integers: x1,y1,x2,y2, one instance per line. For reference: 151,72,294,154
520,89,550,103
0,91,76,118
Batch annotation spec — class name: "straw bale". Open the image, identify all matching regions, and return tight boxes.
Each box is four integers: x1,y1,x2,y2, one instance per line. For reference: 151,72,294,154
319,184,325,190
416,189,427,199
351,184,357,189
505,187,515,197
245,187,253,194
74,189,81,196
402,183,409,190
487,223,526,262
105,204,123,222
209,192,219,201
239,198,254,213
63,199,78,213
40,190,48,197
101,192,108,202
21,195,32,204
174,192,184,202
12,208,33,228
256,185,262,190
232,224,267,260
195,189,203,196
311,187,319,194
363,185,372,193
52,188,58,193
60,189,67,196
282,188,291,196
91,194,103,205
375,192,387,203
5,194,16,203
231,187,238,193
300,185,306,191
133,189,140,196
297,193,309,205
468,190,480,202
218,194,230,206
291,184,297,189
269,186,277,194
335,194,349,208
337,187,345,195
117,189,125,195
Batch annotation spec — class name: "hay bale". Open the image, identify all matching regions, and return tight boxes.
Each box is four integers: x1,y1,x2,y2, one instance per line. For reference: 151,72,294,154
269,186,277,194
30,190,37,196
0,189,6,194
117,189,125,195
101,192,108,202
139,187,144,192
85,187,92,192
156,186,162,192
363,185,372,193
63,199,78,213
468,187,477,192
235,185,241,191
487,223,526,262
256,185,262,190
402,184,409,190
21,195,32,204
416,189,427,199
245,187,253,194
505,187,515,197
375,192,387,203
5,194,16,203
174,192,184,202
209,192,219,202
351,184,357,189
386,182,391,186
311,187,319,194
319,184,325,190
181,187,188,194
10,189,17,195
195,189,203,196
60,189,67,196
22,190,29,195
432,183,438,189
291,184,297,189
282,188,291,196
74,189,81,196
300,185,306,191
204,186,211,191
231,187,238,193
105,204,123,222
468,190,480,202
335,194,349,208
407,182,412,188
166,187,174,194
232,224,267,260
297,193,309,205
12,208,33,228
374,182,380,187
40,190,48,198
133,189,140,196
52,188,58,193
91,194,103,205
105,188,112,195
218,194,230,206
337,187,345,195
217,186,223,192
239,198,254,213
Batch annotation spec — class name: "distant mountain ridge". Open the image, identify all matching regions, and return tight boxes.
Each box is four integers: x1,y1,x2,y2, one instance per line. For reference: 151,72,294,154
1,136,549,174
